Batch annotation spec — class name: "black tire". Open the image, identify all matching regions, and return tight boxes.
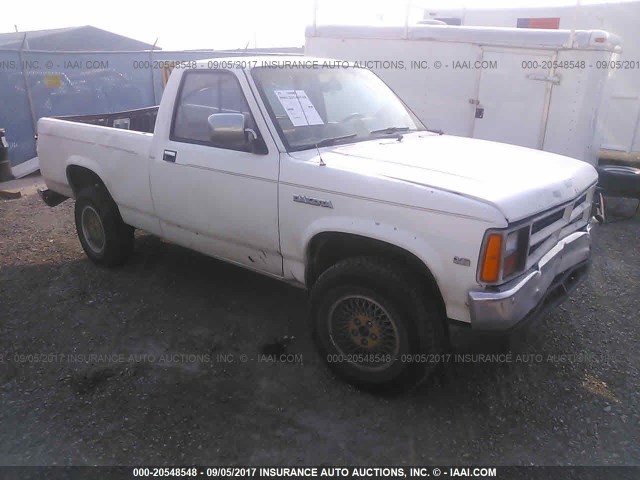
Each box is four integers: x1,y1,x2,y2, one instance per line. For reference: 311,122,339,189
310,256,446,393
74,185,134,267
597,165,640,199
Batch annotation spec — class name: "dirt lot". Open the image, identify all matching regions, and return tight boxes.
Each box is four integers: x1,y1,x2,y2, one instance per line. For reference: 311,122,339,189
0,180,639,467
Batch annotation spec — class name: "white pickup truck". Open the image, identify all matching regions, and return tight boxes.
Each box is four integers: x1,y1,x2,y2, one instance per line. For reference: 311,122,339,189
38,56,597,392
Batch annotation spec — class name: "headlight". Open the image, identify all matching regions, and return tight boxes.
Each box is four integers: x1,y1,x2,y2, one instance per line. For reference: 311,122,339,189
478,226,529,284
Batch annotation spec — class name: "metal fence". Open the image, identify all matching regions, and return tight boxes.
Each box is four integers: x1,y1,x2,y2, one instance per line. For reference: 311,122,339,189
0,49,299,169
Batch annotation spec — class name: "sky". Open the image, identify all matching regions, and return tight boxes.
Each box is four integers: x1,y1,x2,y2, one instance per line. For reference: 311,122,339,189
1,0,637,50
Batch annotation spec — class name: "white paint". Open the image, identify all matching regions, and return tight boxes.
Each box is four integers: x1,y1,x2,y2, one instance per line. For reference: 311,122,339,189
37,56,598,325
471,50,553,149
418,1,640,155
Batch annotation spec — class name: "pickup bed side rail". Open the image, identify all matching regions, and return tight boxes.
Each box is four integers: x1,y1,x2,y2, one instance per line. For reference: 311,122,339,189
55,106,159,134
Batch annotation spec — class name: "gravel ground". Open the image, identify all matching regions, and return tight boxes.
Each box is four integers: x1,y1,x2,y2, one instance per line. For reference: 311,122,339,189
0,183,639,467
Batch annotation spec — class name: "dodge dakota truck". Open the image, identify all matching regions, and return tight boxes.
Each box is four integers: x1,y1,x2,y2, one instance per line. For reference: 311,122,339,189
38,56,597,392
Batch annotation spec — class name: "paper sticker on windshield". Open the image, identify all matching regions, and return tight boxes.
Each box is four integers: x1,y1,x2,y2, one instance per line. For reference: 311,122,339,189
294,90,324,125
275,90,324,126
275,90,307,126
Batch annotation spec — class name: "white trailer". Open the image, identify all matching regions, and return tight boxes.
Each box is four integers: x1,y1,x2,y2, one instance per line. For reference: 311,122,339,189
421,1,640,162
306,24,621,164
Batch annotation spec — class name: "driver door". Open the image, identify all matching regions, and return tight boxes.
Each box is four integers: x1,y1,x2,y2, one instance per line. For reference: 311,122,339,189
149,69,282,276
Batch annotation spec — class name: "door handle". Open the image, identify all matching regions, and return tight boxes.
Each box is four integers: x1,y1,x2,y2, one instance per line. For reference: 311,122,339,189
163,150,177,162
475,107,484,119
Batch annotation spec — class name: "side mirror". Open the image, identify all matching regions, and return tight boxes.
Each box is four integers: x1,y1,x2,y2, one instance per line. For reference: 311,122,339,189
208,113,247,147
207,113,266,153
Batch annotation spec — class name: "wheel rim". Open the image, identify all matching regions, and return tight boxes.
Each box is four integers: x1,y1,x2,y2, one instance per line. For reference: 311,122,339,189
81,205,106,254
328,294,400,372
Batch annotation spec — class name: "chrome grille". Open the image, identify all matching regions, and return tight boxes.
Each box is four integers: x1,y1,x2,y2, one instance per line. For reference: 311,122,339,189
531,210,564,236
524,185,595,270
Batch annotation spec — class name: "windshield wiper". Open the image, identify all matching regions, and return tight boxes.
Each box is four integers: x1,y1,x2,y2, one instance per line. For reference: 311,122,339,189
370,126,411,135
298,133,358,150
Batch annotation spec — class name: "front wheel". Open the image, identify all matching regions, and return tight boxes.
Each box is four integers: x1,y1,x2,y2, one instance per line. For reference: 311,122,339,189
75,186,134,267
310,257,446,393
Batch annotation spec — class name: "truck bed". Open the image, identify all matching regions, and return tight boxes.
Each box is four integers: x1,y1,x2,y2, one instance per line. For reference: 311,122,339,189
37,114,156,231
57,106,159,134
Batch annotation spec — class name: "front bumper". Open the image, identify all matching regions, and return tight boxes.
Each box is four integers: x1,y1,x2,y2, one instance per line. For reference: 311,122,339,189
468,230,591,331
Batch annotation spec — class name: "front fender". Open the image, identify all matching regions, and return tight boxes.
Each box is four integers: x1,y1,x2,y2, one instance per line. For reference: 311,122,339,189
300,215,447,290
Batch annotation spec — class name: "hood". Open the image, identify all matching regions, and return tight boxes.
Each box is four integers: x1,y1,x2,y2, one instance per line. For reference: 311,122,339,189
300,133,598,222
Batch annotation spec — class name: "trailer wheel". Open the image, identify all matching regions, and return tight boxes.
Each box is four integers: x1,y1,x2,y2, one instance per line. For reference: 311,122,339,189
310,256,446,394
75,186,134,267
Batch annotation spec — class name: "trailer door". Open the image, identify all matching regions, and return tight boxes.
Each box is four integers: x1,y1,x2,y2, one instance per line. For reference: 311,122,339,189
472,50,554,150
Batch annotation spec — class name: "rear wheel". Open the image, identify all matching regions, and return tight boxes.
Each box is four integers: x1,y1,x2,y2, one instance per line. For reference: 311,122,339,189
75,186,134,267
310,257,446,393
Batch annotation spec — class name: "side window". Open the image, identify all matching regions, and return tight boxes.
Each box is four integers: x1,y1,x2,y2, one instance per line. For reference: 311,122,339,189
172,70,256,150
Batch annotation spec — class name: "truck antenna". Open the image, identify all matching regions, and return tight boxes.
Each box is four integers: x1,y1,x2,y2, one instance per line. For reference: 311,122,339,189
315,144,326,166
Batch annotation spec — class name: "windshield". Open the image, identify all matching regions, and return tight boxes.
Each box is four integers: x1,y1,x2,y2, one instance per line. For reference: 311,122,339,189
251,65,425,152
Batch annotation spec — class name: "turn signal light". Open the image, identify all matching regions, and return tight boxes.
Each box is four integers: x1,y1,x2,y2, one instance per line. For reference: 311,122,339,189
480,233,503,283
